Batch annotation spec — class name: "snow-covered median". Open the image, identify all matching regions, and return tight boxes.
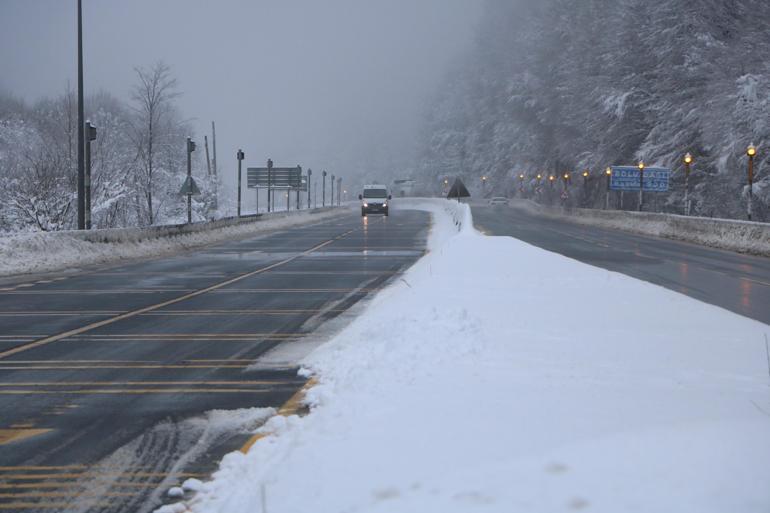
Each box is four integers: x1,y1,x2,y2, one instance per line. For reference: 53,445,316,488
188,199,770,513
0,208,347,277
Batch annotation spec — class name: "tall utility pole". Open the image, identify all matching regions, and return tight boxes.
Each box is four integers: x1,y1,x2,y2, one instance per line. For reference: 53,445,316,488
186,137,196,223
236,149,244,217
337,177,342,206
84,121,96,229
331,174,335,206
307,169,312,209
322,170,327,206
204,136,212,175
638,161,645,212
211,122,218,175
77,0,85,229
267,158,273,212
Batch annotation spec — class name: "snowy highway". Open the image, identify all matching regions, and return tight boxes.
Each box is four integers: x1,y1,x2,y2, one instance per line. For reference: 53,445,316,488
0,208,429,512
473,204,770,325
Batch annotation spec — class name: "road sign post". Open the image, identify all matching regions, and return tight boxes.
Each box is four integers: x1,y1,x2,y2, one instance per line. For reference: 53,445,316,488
236,149,245,217
186,137,196,223
267,158,273,212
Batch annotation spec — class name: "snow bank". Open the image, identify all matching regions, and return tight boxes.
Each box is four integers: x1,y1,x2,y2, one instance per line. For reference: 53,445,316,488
188,199,770,513
0,208,347,277
510,199,770,256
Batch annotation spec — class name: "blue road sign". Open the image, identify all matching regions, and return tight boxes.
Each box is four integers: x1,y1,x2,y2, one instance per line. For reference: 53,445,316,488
610,166,670,192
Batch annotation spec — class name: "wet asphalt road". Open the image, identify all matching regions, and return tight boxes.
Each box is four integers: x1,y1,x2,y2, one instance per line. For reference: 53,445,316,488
473,204,770,325
0,207,429,512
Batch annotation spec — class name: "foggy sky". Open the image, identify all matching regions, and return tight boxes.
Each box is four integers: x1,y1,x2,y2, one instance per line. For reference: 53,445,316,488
0,0,481,195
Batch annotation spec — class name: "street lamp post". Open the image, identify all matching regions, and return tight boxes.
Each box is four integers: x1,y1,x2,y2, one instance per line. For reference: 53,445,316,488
581,170,589,207
84,121,96,229
549,175,555,187
267,158,273,212
307,169,312,209
236,149,244,217
186,137,196,223
337,177,342,206
638,161,645,211
518,174,525,196
331,174,335,206
322,170,327,207
747,144,756,221
683,153,692,216
605,167,612,210
76,0,85,229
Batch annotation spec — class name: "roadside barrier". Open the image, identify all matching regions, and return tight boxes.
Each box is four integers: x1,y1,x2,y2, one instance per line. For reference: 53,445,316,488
510,199,770,256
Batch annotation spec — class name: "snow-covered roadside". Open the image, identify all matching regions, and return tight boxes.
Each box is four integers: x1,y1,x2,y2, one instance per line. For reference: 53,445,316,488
0,208,349,277
187,199,770,513
508,199,770,256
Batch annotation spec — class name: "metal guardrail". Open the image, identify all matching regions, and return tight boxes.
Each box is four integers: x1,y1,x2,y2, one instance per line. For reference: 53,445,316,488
509,199,770,257
65,208,336,244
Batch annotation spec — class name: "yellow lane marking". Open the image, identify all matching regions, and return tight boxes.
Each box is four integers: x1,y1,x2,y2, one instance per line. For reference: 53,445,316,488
0,429,52,445
0,290,195,294
0,503,113,510
0,491,135,498
0,482,159,489
0,471,205,480
0,364,252,370
140,309,346,315
1,380,296,387
0,312,123,316
0,232,351,361
74,333,304,337
0,388,273,395
240,378,319,454
211,288,378,292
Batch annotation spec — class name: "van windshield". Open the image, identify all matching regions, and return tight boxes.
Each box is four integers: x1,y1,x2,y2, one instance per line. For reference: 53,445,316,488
363,189,387,198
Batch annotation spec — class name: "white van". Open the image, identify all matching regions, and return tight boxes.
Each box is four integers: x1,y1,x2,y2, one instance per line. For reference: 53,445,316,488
359,184,391,216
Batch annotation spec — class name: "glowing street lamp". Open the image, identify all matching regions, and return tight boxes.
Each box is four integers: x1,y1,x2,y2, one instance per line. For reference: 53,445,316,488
548,175,555,187
747,144,756,220
683,153,693,215
605,167,612,210
638,161,645,211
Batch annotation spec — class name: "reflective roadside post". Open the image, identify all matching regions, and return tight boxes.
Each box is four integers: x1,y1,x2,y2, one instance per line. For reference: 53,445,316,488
322,170,327,207
84,121,97,229
267,158,273,213
747,144,756,221
307,168,312,209
236,149,244,217
638,161,645,211
605,167,612,210
683,153,692,215
186,137,196,223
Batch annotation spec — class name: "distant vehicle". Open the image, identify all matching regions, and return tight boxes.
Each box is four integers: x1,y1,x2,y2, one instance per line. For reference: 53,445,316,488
359,184,391,216
488,196,509,206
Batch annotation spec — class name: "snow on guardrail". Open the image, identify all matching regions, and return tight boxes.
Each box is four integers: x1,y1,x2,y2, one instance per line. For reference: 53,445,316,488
0,207,346,277
510,199,770,256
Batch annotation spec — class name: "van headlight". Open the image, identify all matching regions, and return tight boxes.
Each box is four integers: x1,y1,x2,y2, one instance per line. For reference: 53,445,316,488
363,203,368,207
383,202,387,207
